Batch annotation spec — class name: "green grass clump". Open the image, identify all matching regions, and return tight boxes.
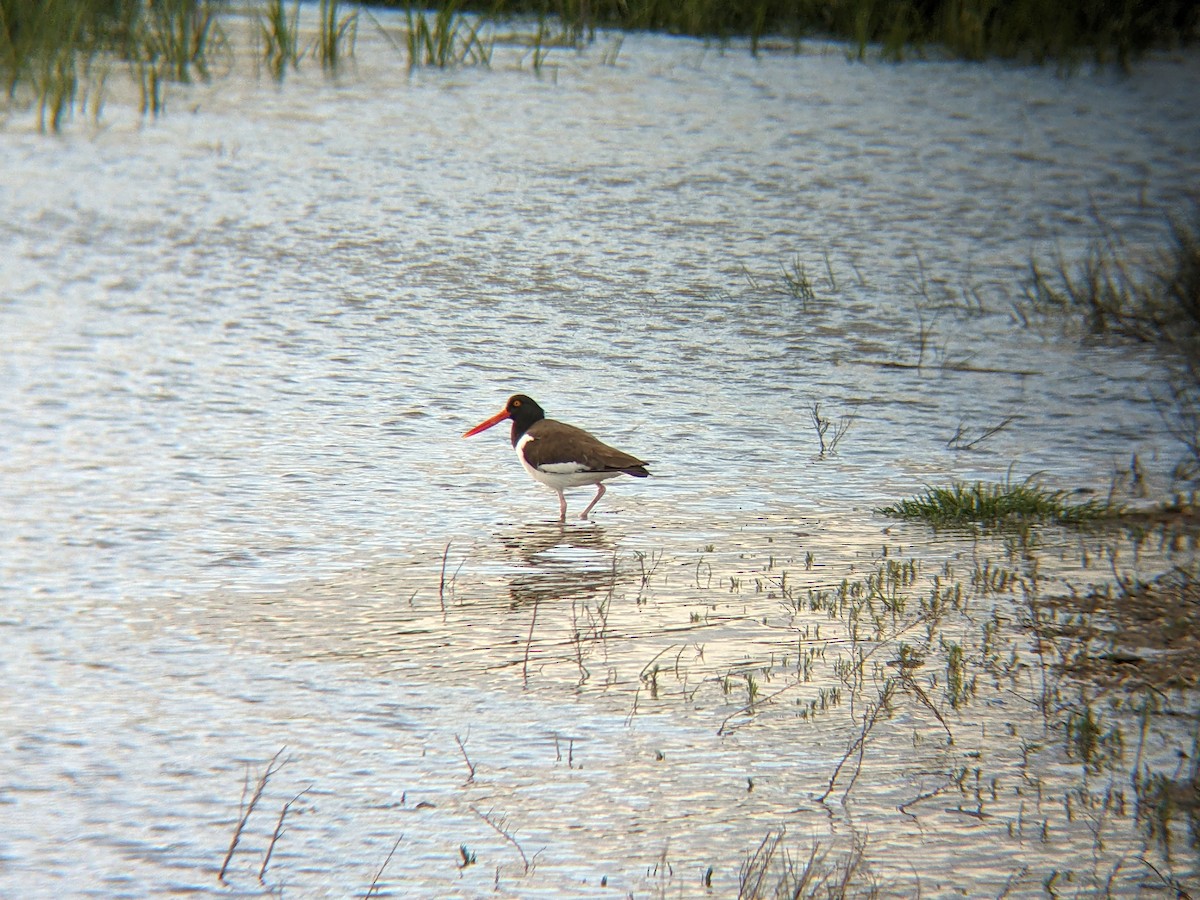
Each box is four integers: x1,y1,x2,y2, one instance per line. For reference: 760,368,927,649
401,0,491,71
879,478,1117,528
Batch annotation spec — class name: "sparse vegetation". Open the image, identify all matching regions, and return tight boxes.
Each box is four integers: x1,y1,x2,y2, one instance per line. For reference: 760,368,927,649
946,415,1016,451
738,830,877,899
781,254,817,306
1025,201,1200,354
185,514,1199,895
1025,199,1200,477
5,2,1198,896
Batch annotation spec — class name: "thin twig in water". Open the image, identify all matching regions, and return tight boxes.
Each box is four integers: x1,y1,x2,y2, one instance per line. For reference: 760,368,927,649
471,806,530,874
818,680,895,804
898,776,956,819
947,415,1016,450
739,829,786,899
438,541,451,619
633,549,663,603
569,597,591,688
626,644,680,725
259,785,311,884
717,679,805,736
522,596,540,688
219,747,289,883
809,402,855,456
365,835,404,898
455,732,476,784
1135,855,1194,899
361,6,405,56
898,671,953,740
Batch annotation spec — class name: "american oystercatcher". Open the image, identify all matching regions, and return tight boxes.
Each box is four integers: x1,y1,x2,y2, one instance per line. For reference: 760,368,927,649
463,394,650,522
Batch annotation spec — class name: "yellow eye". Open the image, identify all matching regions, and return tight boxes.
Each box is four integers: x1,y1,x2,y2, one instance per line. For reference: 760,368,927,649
513,399,522,407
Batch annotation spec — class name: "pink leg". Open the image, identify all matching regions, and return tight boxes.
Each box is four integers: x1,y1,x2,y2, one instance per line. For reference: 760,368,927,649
580,483,606,519
556,489,567,523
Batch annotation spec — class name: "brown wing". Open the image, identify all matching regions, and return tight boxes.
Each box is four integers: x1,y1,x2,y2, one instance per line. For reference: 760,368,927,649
524,420,650,477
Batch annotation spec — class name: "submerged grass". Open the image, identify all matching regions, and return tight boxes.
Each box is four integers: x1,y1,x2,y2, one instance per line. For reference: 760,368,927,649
1,0,224,128
192,512,1200,893
1025,200,1200,355
879,477,1118,527
1025,199,1200,477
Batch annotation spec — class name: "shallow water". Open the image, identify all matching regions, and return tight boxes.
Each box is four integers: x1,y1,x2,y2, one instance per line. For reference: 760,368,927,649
2,11,1199,897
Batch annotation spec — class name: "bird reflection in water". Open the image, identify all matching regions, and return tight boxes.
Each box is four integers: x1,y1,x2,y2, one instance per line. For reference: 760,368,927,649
497,522,619,609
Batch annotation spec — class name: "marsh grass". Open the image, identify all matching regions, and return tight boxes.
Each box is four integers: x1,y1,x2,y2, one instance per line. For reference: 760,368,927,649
139,0,224,83
258,0,301,80
1026,200,1200,475
738,830,876,899
879,477,1118,528
521,11,570,75
32,41,79,130
781,254,817,307
405,0,1196,66
1020,558,1200,862
1,0,224,129
1163,379,1200,480
132,48,165,115
403,1,490,70
316,0,357,71
183,519,1197,893
1026,204,1200,354
129,0,224,116
716,522,1198,891
6,0,1190,130
1,0,100,129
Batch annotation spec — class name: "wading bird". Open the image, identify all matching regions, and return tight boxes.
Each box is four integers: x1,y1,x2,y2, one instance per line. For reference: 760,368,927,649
464,394,650,522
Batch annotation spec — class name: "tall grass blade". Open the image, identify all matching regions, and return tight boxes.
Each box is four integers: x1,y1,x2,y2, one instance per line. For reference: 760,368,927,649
316,0,358,72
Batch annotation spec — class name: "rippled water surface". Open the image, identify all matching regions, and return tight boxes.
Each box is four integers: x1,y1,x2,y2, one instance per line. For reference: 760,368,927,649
3,12,1200,897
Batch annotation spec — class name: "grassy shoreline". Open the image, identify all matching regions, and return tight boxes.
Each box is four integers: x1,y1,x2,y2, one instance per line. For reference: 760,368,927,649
3,0,1198,133
384,0,1199,64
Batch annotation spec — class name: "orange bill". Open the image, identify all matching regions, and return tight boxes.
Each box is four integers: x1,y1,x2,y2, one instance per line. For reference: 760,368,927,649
463,408,511,437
